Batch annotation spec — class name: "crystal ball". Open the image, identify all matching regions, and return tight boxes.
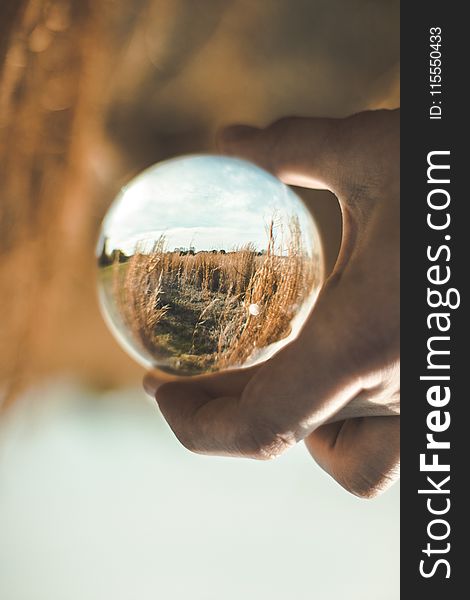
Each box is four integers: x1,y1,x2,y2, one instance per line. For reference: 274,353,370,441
97,155,324,376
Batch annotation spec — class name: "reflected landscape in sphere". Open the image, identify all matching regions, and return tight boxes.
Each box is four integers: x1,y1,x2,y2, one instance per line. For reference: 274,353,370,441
97,155,324,376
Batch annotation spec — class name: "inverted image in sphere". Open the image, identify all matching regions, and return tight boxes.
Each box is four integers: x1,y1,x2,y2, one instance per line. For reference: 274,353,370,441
97,155,324,376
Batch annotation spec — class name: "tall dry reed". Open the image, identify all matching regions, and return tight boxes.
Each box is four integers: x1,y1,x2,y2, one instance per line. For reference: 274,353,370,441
107,217,317,372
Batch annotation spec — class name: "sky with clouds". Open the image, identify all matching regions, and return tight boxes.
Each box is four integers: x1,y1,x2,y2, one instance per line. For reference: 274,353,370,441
101,155,317,255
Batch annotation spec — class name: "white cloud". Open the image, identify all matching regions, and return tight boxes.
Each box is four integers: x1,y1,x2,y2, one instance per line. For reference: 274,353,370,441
102,155,316,255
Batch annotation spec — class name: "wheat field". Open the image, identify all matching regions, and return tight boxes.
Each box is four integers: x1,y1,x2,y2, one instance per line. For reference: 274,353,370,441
100,218,320,375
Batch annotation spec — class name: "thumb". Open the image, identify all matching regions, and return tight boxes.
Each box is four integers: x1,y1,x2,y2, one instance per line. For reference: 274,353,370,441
305,416,400,498
217,117,343,193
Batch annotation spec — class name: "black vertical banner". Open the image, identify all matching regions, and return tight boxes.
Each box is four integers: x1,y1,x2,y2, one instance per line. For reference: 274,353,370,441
401,2,466,597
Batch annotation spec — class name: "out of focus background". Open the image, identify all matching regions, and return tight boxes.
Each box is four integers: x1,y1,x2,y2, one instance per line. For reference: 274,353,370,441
0,382,399,600
0,1,399,598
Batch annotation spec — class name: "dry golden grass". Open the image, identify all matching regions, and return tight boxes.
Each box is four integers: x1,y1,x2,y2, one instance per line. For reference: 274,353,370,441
105,217,319,374
216,219,316,368
112,236,169,357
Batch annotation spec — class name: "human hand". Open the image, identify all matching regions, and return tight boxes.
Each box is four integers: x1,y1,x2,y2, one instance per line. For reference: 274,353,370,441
144,109,400,498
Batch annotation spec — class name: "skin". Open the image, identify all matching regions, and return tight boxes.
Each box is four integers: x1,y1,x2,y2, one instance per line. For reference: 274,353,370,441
144,109,400,499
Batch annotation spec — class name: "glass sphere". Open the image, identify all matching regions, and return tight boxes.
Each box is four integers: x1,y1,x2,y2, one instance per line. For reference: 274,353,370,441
97,155,324,376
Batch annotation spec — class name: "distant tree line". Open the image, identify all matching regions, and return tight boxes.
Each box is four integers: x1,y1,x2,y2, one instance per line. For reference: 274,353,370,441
98,245,267,267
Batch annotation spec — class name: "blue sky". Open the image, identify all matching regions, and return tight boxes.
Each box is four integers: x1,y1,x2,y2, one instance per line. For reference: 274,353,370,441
102,155,317,255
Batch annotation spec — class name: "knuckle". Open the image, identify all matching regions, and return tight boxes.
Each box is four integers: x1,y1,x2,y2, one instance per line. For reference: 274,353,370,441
269,116,297,137
259,118,297,173
265,116,343,185
342,109,400,171
243,420,296,461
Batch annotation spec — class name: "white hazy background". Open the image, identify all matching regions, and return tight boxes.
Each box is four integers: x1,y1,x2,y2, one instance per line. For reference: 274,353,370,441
0,382,399,600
